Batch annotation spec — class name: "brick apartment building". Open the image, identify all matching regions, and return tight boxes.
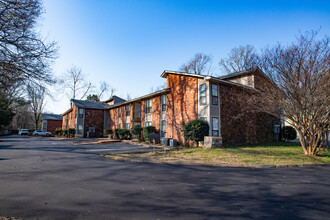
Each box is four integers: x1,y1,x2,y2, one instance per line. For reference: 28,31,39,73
61,67,278,145
62,96,125,137
41,114,63,135
108,67,279,145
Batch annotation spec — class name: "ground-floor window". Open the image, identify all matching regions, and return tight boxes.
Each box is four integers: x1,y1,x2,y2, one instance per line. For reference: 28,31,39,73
160,120,166,138
212,117,219,137
78,124,83,134
125,123,130,130
118,122,121,129
145,121,152,127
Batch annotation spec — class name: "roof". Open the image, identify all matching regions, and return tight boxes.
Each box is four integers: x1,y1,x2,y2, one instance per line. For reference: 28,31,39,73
41,114,63,120
107,88,171,109
218,67,262,80
161,70,207,79
103,95,126,104
161,70,257,90
71,99,110,109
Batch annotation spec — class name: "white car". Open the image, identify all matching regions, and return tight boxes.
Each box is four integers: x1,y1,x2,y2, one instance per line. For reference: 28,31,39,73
33,130,52,137
19,129,29,135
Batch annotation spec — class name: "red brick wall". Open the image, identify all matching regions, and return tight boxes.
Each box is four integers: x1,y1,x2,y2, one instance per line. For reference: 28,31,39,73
219,82,279,145
166,74,198,145
62,114,67,130
141,100,145,127
84,109,104,137
109,107,119,131
62,104,77,130
46,119,62,135
152,96,161,131
120,106,125,128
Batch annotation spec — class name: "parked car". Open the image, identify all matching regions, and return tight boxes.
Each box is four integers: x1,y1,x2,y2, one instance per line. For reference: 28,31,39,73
33,130,52,137
18,129,29,135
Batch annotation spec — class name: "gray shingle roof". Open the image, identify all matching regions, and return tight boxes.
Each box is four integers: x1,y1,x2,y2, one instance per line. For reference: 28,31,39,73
218,67,259,80
71,99,110,109
42,114,63,120
103,95,126,104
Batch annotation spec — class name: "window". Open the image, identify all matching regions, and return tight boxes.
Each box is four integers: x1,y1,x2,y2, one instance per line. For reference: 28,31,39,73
125,104,130,117
160,120,166,138
145,98,152,114
212,117,219,137
118,107,121,117
125,123,130,129
78,109,84,118
212,84,219,105
118,122,121,129
199,117,207,121
134,102,141,119
145,121,152,127
78,124,83,134
161,94,166,112
200,83,206,105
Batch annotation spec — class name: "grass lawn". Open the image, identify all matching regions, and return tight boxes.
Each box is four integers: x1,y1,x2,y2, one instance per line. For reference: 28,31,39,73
106,142,330,167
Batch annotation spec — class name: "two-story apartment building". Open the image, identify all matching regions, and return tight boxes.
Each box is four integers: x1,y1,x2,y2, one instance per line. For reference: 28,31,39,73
108,67,279,145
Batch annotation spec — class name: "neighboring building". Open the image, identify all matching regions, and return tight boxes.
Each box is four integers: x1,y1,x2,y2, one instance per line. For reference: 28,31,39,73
108,67,280,145
62,98,125,138
41,114,63,135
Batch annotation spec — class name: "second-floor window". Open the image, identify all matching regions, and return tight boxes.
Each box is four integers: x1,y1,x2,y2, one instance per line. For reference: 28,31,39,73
125,104,130,117
134,102,141,119
145,98,152,114
212,84,219,105
161,94,166,112
78,109,84,118
200,83,206,105
118,107,121,118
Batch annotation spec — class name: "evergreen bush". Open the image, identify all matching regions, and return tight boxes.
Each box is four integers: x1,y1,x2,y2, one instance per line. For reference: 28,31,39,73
282,126,297,140
143,126,157,141
183,119,209,147
55,127,62,136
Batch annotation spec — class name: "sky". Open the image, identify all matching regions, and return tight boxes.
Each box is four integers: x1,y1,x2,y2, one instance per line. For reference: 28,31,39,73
39,0,330,114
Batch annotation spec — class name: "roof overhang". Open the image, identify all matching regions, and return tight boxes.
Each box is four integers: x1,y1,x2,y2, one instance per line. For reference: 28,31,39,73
205,76,257,91
107,88,171,109
161,70,206,79
61,108,73,116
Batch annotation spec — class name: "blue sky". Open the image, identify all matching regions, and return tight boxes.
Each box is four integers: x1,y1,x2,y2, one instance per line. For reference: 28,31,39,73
40,0,330,114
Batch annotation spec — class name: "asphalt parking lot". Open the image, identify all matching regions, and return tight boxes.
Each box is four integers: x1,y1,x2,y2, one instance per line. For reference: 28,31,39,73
0,135,330,220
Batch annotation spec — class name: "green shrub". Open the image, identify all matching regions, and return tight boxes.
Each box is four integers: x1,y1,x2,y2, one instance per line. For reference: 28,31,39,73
183,119,209,147
68,128,75,137
55,127,62,136
114,129,120,139
143,126,157,141
104,129,113,135
118,129,130,140
282,126,297,140
63,129,69,137
131,125,142,137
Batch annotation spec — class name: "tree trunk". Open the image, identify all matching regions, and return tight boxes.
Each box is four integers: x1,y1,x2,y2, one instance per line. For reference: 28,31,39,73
297,129,308,155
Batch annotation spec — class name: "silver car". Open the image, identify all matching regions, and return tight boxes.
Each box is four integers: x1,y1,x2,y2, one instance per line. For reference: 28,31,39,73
33,130,52,137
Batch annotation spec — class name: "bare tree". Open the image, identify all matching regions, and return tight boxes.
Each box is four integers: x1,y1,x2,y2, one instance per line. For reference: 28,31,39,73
180,53,213,75
27,85,46,130
126,93,132,101
98,81,109,100
257,31,329,156
0,0,57,88
219,45,259,74
60,66,93,100
0,0,57,129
